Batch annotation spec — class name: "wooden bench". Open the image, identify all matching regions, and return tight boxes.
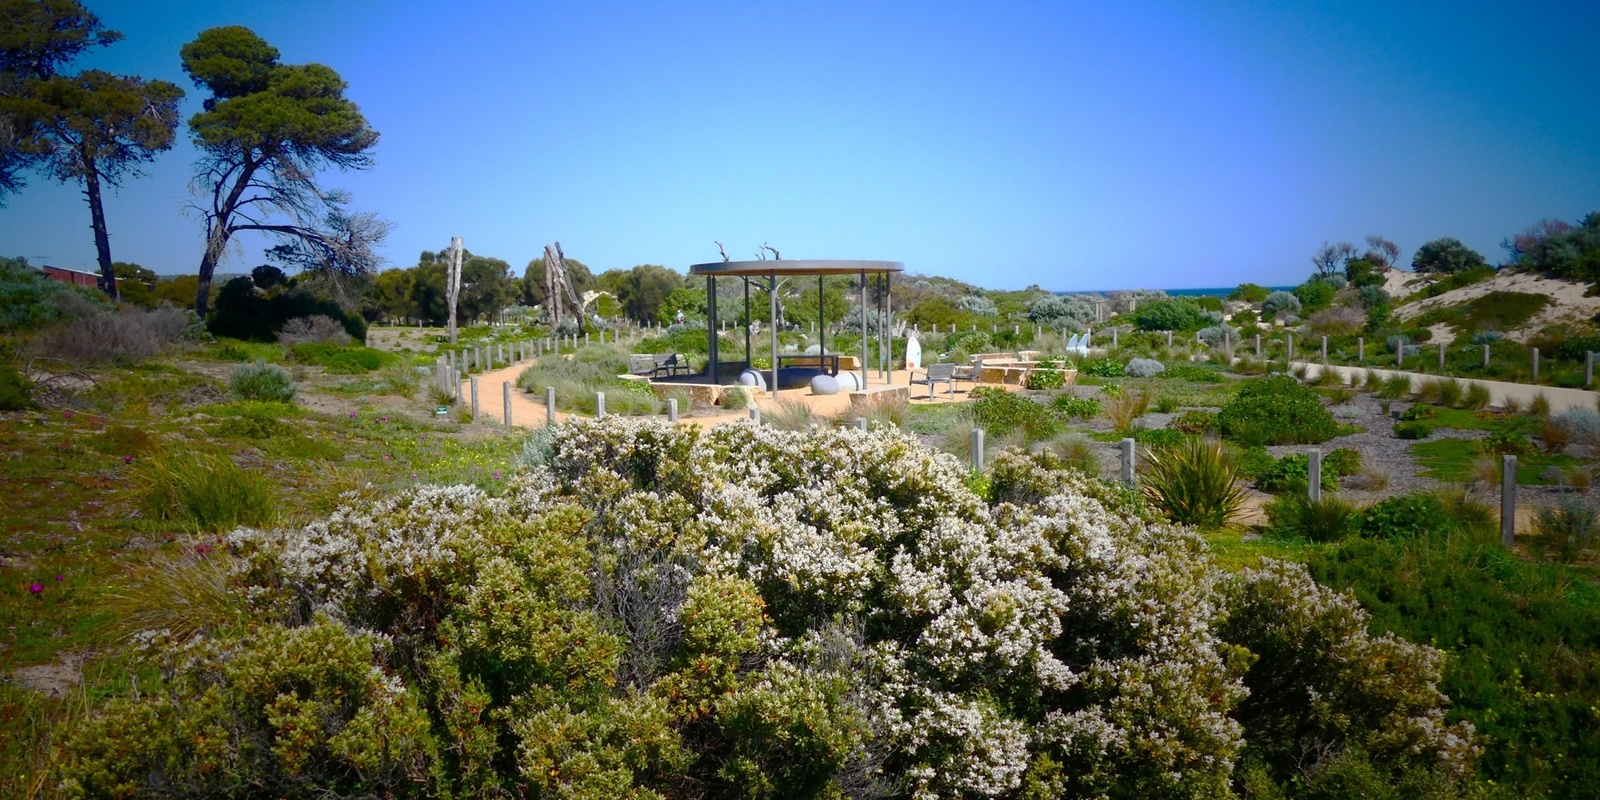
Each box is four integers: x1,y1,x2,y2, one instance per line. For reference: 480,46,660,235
909,363,957,399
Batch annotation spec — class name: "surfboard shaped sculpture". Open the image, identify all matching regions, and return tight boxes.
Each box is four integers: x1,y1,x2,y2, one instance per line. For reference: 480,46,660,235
905,334,923,371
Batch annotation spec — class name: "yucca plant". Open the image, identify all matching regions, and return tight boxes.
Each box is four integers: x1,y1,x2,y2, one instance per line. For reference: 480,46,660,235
1139,436,1245,530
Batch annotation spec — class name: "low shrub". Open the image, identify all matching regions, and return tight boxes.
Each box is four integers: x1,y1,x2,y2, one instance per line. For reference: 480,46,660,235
0,361,31,410
228,360,298,403
1139,435,1245,529
1483,427,1535,455
1024,359,1067,389
1399,403,1437,421
1171,409,1217,434
1032,433,1101,476
28,298,196,364
287,342,392,374
1128,298,1205,331
1554,408,1600,452
1125,357,1165,378
1255,453,1340,494
277,314,353,345
1050,394,1100,419
971,386,1058,441
1326,447,1362,477
1078,356,1125,377
1470,330,1504,345
1531,499,1600,562
1159,361,1227,382
1152,394,1179,413
1264,494,1359,542
0,255,107,333
1218,375,1344,445
129,450,276,532
1393,421,1432,439
1132,427,1185,448
1355,494,1448,540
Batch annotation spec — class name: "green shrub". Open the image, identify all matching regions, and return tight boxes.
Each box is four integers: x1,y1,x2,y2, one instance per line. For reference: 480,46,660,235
288,342,392,374
1263,494,1359,542
1228,283,1270,303
1128,298,1205,331
1078,356,1125,377
1152,394,1179,413
1393,420,1432,439
206,277,367,343
130,450,276,532
1139,435,1245,529
1531,499,1600,563
1325,447,1362,477
0,255,107,333
1218,375,1344,445
0,361,31,410
1171,409,1217,434
1132,427,1185,448
1024,359,1067,389
1399,403,1437,421
1158,361,1227,382
1255,453,1340,494
1355,494,1448,540
228,360,298,403
971,386,1058,441
1483,427,1535,455
1050,394,1100,419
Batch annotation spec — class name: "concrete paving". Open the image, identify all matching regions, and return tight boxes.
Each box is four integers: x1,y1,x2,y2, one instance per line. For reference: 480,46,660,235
1292,362,1600,414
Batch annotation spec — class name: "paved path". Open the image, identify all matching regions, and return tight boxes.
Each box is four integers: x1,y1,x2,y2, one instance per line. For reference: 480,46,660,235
1292,362,1599,414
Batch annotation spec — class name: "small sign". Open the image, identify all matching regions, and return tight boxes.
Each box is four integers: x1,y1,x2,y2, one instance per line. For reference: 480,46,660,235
435,406,449,416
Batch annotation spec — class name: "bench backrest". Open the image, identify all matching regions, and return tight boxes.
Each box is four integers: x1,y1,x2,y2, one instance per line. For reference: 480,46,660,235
926,362,956,379
629,353,659,371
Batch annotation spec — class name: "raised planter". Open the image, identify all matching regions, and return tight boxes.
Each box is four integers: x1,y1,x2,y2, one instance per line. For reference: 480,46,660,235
848,385,909,411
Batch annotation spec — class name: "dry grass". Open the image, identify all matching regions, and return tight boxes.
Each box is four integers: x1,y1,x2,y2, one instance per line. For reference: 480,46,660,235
1531,392,1552,417
1502,395,1523,414
1031,433,1102,477
767,396,826,431
1351,465,1392,492
278,314,352,345
1105,386,1153,434
1540,418,1573,454
100,551,252,647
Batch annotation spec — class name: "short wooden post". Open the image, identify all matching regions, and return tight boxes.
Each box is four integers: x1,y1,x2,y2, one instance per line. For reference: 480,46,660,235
1112,329,1118,348
855,418,868,431
1397,340,1404,368
435,357,446,392
1166,330,1173,347
1501,455,1516,547
1308,449,1322,503
452,366,461,403
1586,351,1594,387
971,429,985,471
1438,342,1446,372
1321,336,1328,363
596,392,605,418
1483,344,1490,369
667,397,679,422
750,406,761,424
470,377,480,419
545,387,556,425
503,382,512,426
1358,337,1364,361
1120,438,1135,485
584,332,590,347
1287,333,1294,363
1255,334,1261,359
1532,347,1540,380
1014,324,1020,336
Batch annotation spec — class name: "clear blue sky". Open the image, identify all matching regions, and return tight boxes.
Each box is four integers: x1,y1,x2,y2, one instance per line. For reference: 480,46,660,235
3,0,1597,291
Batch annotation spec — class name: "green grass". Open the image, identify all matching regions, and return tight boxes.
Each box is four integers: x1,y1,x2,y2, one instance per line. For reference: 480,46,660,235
1415,290,1551,335
1423,407,1537,432
1410,437,1577,484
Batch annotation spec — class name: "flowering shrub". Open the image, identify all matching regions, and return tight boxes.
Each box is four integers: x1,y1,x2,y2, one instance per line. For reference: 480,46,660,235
64,418,1476,798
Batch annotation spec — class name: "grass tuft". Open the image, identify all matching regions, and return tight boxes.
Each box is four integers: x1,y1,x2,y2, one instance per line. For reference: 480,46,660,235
129,450,276,532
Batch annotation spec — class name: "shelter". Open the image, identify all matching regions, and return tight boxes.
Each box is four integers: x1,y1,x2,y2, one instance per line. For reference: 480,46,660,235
684,259,903,392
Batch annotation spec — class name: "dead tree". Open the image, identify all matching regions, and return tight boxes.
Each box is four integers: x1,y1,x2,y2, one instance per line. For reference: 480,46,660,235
543,241,586,332
446,236,463,343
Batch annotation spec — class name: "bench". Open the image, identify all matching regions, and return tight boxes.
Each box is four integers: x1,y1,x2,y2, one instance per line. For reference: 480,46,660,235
909,363,957,399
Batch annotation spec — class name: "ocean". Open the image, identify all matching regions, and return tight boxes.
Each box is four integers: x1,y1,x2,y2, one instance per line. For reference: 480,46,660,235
1056,286,1295,298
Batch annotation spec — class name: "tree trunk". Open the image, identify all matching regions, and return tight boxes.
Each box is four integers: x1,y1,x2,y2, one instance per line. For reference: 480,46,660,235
82,159,117,301
195,230,225,318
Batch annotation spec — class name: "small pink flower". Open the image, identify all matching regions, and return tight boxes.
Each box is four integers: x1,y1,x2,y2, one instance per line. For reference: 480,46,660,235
63,412,73,419
493,470,501,480
194,544,212,557
54,574,63,582
123,455,134,464
349,412,358,419
28,582,44,595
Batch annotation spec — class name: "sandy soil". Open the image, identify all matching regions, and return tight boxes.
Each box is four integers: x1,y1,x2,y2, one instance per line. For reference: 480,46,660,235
1395,271,1600,340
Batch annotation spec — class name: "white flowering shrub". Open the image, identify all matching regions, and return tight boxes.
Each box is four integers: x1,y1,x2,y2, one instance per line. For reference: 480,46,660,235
64,419,1476,798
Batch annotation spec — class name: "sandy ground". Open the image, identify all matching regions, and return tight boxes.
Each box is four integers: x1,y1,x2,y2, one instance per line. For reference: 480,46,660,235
1395,271,1600,340
462,362,1017,428
1292,361,1599,414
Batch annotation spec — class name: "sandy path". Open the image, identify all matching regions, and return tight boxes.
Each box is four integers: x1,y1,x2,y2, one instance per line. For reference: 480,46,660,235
1293,362,1599,414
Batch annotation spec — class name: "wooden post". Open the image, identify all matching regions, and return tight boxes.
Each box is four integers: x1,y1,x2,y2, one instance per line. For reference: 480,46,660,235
503,382,512,426
1120,438,1135,485
1358,337,1364,361
1532,347,1540,380
1308,449,1322,503
1587,351,1594,387
1112,329,1118,348
667,397,678,422
1166,330,1173,347
1287,333,1294,363
971,428,985,471
855,418,868,431
1321,336,1327,363
545,387,556,425
596,391,605,418
1483,344,1490,369
1501,455,1516,547
470,377,479,420
1439,342,1446,372
749,406,761,424
452,366,461,404
1255,334,1261,359
1397,339,1404,368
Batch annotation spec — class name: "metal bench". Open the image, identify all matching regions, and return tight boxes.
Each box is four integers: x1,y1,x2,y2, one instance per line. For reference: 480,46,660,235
909,362,957,399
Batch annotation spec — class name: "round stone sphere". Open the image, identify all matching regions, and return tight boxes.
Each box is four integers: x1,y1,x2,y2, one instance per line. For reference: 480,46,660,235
810,374,839,395
835,371,862,391
739,369,767,391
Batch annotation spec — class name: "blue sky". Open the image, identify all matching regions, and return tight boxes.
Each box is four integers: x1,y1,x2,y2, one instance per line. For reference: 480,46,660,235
3,0,1597,290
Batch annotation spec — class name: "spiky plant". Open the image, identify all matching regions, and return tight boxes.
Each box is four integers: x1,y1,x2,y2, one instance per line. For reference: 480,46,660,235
1531,392,1551,417
1139,436,1246,530
1378,374,1413,399
1462,382,1491,410
1437,378,1464,408
1264,494,1359,542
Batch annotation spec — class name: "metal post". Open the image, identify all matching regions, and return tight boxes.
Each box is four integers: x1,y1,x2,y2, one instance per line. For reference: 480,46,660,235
596,391,605,418
855,417,867,431
1532,347,1540,381
1308,449,1322,503
546,386,556,425
771,270,781,395
503,381,512,426
470,377,479,419
1501,455,1516,547
667,397,678,422
1120,438,1135,485
860,269,870,388
971,428,985,471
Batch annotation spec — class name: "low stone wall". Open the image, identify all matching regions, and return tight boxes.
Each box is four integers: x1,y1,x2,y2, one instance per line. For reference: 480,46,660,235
645,381,763,407
848,385,909,411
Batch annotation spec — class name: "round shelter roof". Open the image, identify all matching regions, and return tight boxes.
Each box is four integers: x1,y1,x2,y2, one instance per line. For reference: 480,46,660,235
688,259,903,277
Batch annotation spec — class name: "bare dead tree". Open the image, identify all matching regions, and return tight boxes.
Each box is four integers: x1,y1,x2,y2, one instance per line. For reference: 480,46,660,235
715,240,730,262
760,242,781,260
1363,235,1401,270
542,241,586,332
1310,241,1356,278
